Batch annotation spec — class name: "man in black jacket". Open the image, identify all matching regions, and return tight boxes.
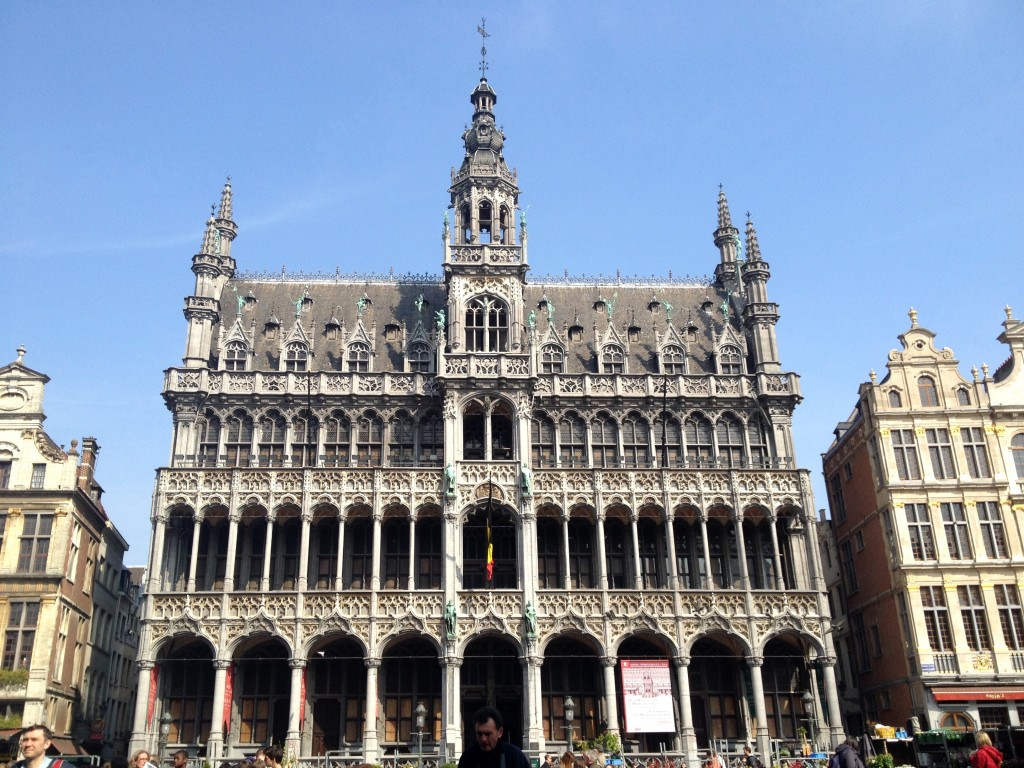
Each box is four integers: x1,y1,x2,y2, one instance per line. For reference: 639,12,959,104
458,707,530,768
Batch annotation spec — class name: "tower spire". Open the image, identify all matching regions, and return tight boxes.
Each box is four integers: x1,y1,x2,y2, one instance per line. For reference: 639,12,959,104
477,18,490,80
745,213,762,262
714,186,741,290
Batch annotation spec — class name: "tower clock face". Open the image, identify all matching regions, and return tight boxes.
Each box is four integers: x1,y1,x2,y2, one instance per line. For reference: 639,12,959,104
0,389,26,411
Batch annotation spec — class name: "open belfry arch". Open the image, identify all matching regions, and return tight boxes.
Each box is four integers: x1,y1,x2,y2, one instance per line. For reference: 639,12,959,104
132,21,840,767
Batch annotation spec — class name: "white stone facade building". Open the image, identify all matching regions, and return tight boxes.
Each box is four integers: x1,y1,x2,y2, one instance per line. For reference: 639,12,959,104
130,68,841,765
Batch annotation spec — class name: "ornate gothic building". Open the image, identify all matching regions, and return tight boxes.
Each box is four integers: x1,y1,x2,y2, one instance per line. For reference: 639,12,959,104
130,67,841,765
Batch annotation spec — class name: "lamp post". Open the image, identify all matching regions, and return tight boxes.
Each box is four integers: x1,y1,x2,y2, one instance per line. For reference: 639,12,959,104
564,696,576,753
801,691,817,751
158,711,173,766
414,701,427,768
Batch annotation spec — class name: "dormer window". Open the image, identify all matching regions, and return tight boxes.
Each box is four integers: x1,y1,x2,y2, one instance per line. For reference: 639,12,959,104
568,325,584,343
719,345,743,375
284,342,308,372
888,390,903,408
408,342,432,373
348,342,371,373
465,296,509,352
662,345,685,375
541,344,564,374
384,324,401,341
601,344,625,374
224,341,248,371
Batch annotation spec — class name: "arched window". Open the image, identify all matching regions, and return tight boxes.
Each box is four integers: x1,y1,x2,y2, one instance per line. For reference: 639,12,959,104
419,411,443,466
747,417,770,467
478,200,493,244
888,389,903,408
415,516,443,588
382,517,409,588
956,388,971,406
463,504,516,589
662,345,685,375
389,412,415,466
1012,434,1024,478
290,410,318,467
408,342,432,373
653,414,682,467
270,514,301,590
347,342,370,372
536,517,562,588
591,413,618,468
323,410,350,467
531,412,556,467
601,344,625,374
918,375,939,406
224,410,253,467
568,518,595,588
460,203,472,243
716,415,745,467
719,345,743,375
621,413,650,468
541,344,564,374
465,295,509,352
355,412,383,466
258,410,286,467
685,414,714,467
197,410,220,467
559,413,587,467
224,341,248,371
284,342,308,372
637,517,665,588
462,399,514,461
499,205,511,244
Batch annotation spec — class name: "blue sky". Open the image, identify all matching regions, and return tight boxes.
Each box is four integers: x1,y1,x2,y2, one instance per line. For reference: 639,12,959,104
2,2,1022,562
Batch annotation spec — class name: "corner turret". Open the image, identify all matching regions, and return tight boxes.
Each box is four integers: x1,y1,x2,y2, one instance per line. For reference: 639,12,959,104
739,215,781,373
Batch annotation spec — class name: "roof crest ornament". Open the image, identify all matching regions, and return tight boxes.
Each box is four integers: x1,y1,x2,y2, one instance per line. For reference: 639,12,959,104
477,18,490,79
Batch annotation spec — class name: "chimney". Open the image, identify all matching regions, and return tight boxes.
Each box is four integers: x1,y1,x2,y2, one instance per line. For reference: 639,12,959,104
77,437,100,493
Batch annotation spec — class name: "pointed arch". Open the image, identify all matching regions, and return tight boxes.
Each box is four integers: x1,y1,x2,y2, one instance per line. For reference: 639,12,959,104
621,411,651,468
347,340,371,372
224,339,249,371
540,343,564,374
600,343,625,374
257,409,286,467
284,340,308,372
591,411,619,468
197,409,221,467
465,295,510,352
531,410,557,467
661,343,685,374
323,409,351,467
718,344,743,375
224,409,253,467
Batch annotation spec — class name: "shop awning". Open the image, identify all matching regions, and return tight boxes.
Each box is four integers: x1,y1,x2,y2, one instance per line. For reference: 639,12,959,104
933,687,1024,702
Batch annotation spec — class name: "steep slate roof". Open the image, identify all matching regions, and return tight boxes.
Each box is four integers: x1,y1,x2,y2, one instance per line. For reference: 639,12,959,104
214,271,735,376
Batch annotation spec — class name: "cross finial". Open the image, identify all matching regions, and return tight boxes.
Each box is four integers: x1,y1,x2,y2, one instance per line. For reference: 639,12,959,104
477,18,490,78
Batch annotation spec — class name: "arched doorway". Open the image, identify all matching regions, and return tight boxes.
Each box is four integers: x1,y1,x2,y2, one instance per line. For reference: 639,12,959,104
462,636,524,746
541,637,603,751
232,638,290,749
308,637,367,755
380,637,441,751
689,636,746,748
617,635,678,752
158,637,215,749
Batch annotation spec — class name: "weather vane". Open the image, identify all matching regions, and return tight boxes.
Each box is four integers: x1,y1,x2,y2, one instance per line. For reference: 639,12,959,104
477,18,490,78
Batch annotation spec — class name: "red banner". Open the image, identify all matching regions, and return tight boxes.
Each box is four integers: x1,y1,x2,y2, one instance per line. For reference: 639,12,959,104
223,664,234,735
146,664,159,729
299,666,307,730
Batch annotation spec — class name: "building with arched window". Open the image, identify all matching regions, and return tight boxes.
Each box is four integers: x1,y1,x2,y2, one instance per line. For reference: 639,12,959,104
132,61,840,766
823,307,1024,739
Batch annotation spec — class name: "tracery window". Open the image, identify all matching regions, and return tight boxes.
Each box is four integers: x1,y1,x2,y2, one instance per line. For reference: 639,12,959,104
419,411,443,466
224,340,248,371
567,518,595,588
388,412,416,467
258,410,286,467
290,410,317,467
604,518,630,588
747,417,770,467
591,413,618,468
531,413,557,467
270,515,300,590
684,414,714,467
463,504,516,589
347,342,370,373
558,413,587,467
661,345,685,374
601,344,625,374
465,295,509,352
312,517,338,589
637,518,664,588
621,413,650,468
224,410,254,467
537,518,562,588
382,518,409,589
541,344,564,374
284,342,308,372
198,411,220,467
323,410,350,467
355,412,383,466
653,414,681,467
719,345,743,375
416,517,443,589
344,517,372,589
716,415,745,467
918,375,939,406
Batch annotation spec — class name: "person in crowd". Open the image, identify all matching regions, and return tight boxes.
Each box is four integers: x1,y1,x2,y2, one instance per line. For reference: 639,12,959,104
458,707,530,768
11,726,61,768
130,752,151,768
970,732,1002,768
834,738,866,768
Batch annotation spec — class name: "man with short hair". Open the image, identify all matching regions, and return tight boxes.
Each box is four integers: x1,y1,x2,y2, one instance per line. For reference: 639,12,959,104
458,707,530,768
172,750,189,768
12,725,61,768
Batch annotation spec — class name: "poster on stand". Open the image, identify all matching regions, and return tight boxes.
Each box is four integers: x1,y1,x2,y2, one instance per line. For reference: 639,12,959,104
621,659,675,733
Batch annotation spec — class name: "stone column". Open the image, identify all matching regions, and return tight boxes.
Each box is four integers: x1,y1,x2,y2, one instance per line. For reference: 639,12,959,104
673,656,699,768
287,658,306,757
261,513,276,591
364,658,381,760
596,510,608,590
335,512,347,591
371,510,383,591
298,511,312,591
224,511,240,591
630,511,642,590
128,660,156,755
665,512,680,590
767,514,784,590
208,659,231,758
733,511,750,590
186,515,203,591
408,515,417,590
443,655,462,759
746,656,769,760
820,657,844,748
699,513,714,590
149,513,168,593
562,511,572,590
601,656,621,736
525,650,544,752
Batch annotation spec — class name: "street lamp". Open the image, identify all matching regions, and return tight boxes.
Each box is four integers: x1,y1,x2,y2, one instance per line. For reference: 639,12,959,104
564,696,576,753
158,711,173,765
801,691,817,751
414,701,427,768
